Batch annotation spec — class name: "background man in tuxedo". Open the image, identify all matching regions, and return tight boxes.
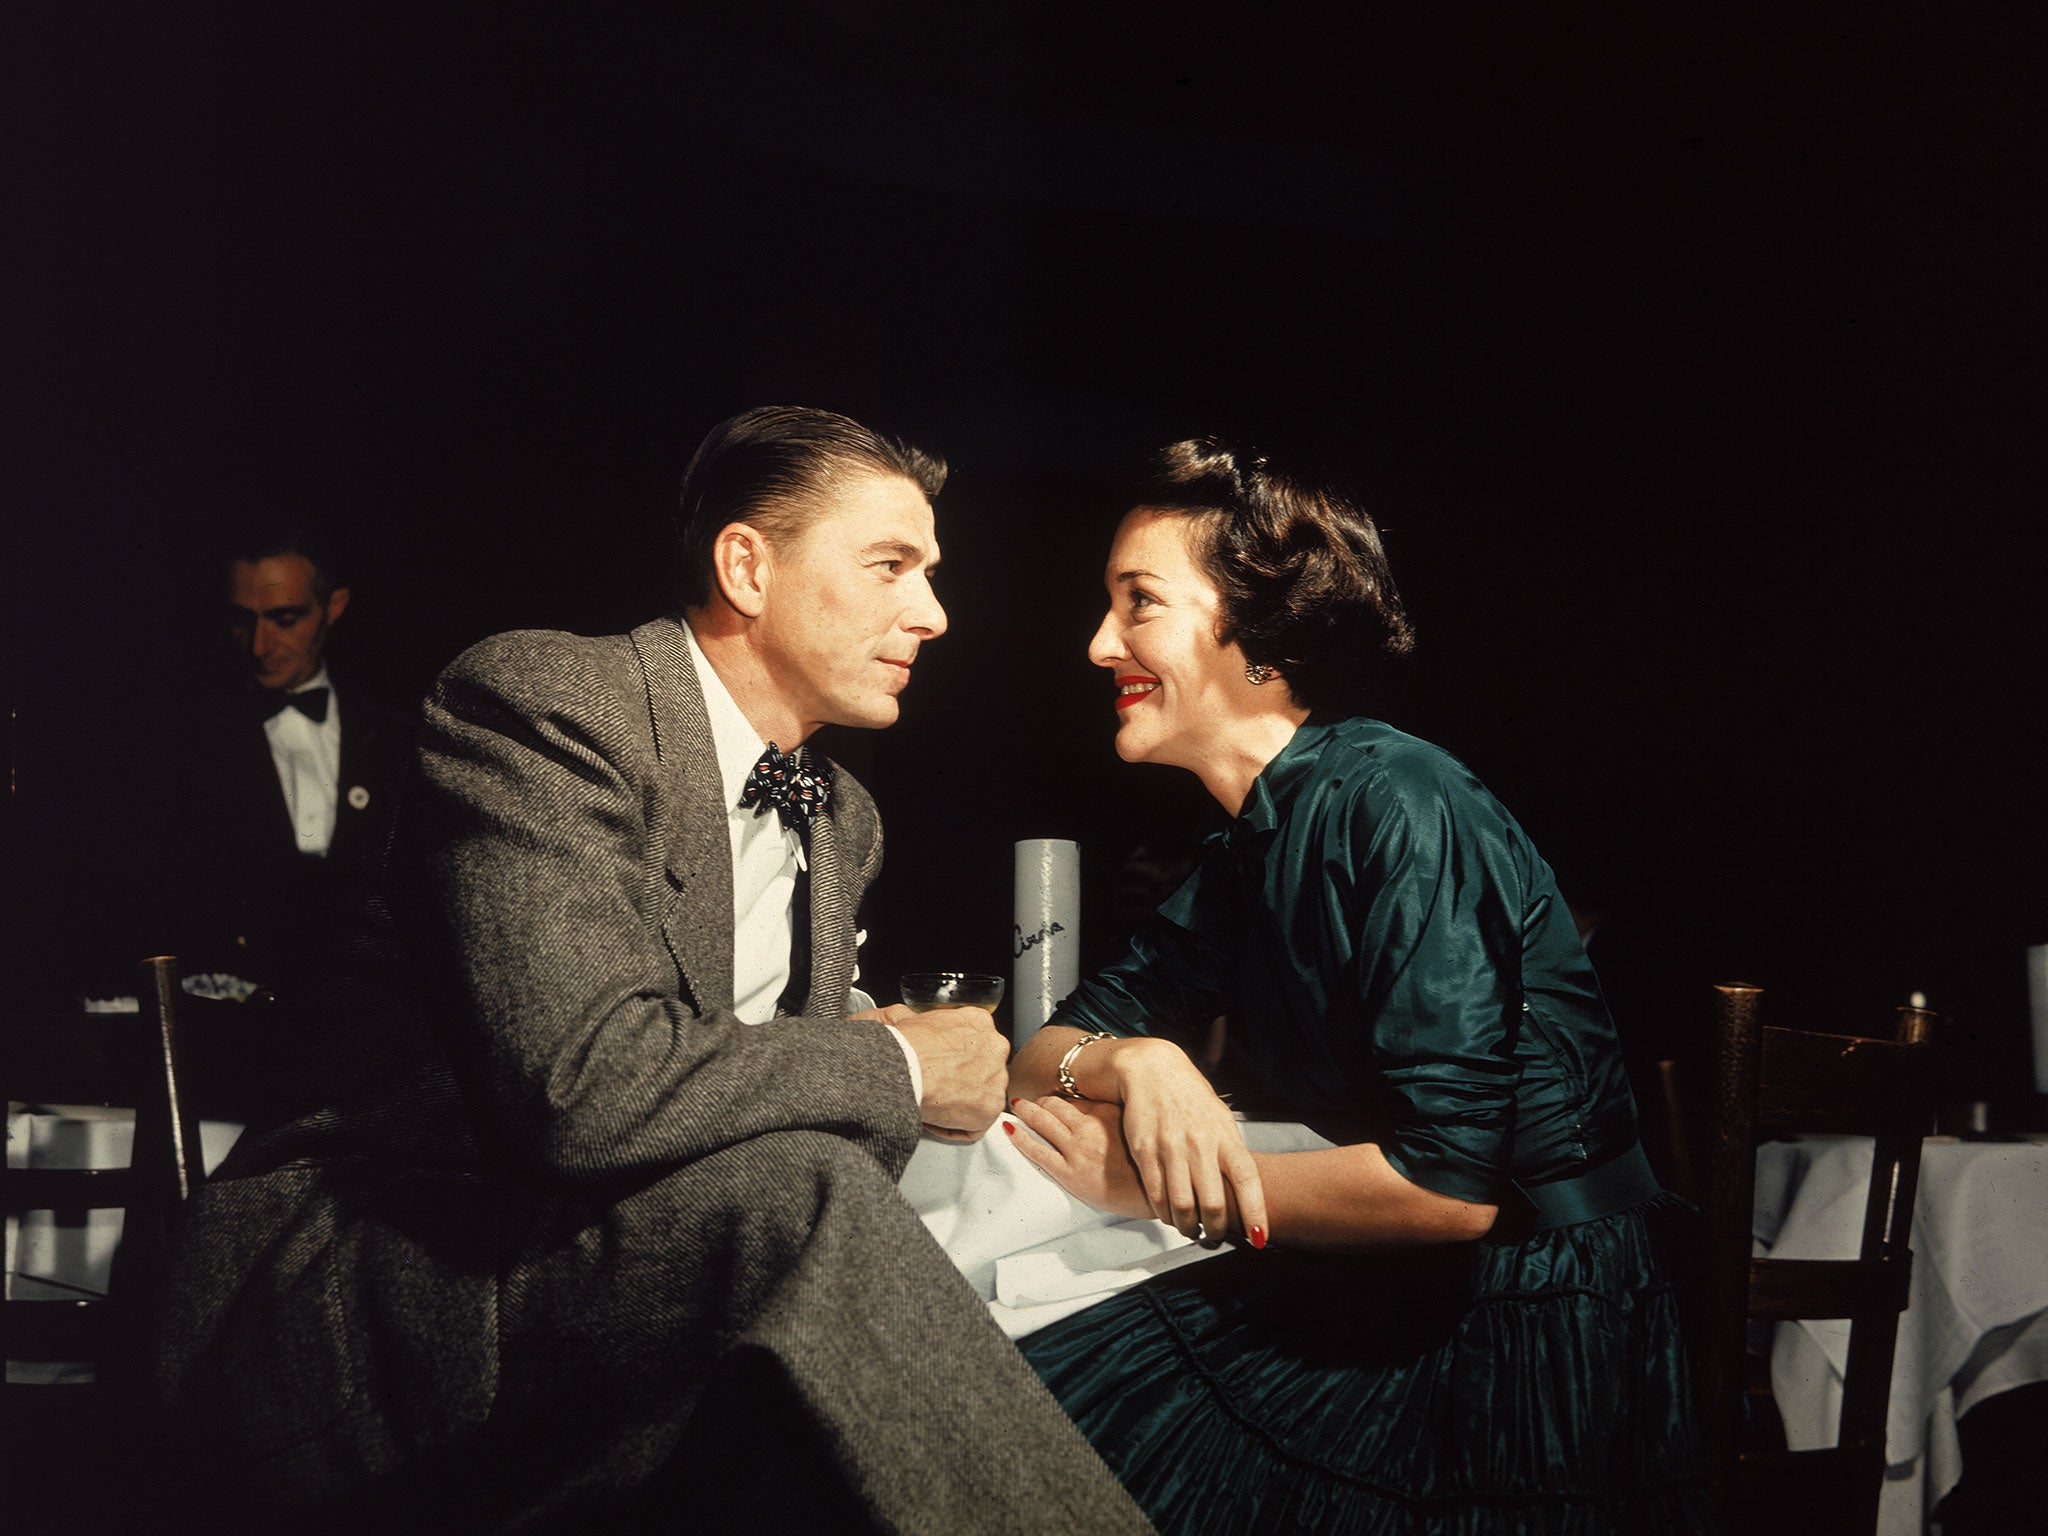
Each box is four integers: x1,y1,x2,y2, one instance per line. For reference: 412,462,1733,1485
155,408,1155,1535
171,527,410,996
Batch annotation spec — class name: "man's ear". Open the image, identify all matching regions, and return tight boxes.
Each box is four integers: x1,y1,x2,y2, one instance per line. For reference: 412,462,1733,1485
324,586,352,625
710,524,773,618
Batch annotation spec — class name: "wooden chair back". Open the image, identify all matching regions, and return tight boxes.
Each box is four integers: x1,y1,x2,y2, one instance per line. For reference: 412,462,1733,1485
1700,981,1937,1535
5,956,207,1389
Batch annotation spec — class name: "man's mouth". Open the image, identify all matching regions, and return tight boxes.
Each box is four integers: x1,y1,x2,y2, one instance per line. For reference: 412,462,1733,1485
1114,675,1161,710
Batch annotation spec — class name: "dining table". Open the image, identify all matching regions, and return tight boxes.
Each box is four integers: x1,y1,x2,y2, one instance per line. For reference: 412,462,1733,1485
5,1103,245,1382
22,1088,2041,1535
1752,1131,2048,1536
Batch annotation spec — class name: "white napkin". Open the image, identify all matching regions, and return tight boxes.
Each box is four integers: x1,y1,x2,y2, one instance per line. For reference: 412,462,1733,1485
900,1113,1339,1338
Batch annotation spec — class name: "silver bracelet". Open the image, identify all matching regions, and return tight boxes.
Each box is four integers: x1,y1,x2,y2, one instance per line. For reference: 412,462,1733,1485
1055,1032,1115,1099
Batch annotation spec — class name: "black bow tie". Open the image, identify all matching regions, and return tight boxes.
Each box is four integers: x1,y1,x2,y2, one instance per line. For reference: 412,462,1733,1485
739,742,833,833
256,687,330,723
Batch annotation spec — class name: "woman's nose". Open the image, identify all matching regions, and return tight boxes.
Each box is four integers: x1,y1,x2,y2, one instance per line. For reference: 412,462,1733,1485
1086,611,1124,668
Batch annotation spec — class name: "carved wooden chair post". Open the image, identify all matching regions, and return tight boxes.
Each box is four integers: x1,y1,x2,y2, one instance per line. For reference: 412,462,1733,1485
1700,980,1937,1535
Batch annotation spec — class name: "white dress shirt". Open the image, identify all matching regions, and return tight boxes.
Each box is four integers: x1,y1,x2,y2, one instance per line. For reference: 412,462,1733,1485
264,667,342,857
681,624,921,1100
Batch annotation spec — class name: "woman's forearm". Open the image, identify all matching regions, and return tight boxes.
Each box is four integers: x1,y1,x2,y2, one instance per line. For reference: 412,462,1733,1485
1008,1024,1092,1101
1008,1025,1170,1103
1246,1143,1498,1250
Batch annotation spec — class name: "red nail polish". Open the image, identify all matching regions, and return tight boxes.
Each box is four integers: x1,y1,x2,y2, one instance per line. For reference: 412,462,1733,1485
1002,1121,1016,1136
1249,1225,1267,1250
1008,1098,1020,1107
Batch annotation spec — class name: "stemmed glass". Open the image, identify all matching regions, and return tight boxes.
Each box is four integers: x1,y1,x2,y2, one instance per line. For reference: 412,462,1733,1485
898,972,1006,1014
899,972,1007,1143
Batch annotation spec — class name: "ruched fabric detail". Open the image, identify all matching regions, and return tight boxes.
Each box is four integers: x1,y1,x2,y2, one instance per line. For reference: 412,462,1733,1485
1021,1194,1718,1535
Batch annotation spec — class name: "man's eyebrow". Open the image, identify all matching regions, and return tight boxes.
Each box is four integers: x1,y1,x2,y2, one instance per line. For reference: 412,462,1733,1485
860,539,928,563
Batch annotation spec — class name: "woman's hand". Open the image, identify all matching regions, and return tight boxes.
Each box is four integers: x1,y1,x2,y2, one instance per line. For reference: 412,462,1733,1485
1004,1097,1158,1223
1104,1036,1268,1245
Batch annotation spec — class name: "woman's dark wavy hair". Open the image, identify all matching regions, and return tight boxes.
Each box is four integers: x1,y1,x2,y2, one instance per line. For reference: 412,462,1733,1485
675,406,947,610
1135,438,1416,713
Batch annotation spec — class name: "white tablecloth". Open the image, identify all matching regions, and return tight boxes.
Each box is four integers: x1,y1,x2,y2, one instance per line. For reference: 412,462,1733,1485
900,1114,1335,1338
5,1105,244,1382
1752,1134,2048,1536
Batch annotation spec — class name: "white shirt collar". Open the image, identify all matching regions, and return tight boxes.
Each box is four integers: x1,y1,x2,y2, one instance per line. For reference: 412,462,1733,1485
681,622,771,811
291,666,332,695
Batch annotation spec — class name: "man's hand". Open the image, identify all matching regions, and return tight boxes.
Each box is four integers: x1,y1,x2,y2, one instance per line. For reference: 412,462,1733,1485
873,1003,1008,1142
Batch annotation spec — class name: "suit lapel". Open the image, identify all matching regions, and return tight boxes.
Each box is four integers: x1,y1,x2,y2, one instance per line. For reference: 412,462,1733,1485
804,803,854,1017
629,617,735,1015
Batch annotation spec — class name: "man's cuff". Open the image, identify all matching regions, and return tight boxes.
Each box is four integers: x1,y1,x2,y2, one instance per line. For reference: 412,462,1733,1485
882,1024,924,1104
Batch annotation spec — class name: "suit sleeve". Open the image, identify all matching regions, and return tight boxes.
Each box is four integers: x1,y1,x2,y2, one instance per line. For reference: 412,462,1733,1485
403,632,919,1185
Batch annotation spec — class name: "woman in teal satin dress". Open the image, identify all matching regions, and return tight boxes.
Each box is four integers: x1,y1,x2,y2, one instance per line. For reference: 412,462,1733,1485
1006,440,1715,1534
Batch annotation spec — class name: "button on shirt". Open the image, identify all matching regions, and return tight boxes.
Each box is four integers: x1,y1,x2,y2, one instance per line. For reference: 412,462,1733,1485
680,624,922,1099
264,668,342,857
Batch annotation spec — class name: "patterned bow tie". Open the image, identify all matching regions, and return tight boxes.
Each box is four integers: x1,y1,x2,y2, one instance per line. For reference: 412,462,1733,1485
256,686,330,723
740,741,833,833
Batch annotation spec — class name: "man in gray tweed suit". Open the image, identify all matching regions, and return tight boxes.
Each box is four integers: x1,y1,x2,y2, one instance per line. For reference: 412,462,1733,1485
155,408,1155,1534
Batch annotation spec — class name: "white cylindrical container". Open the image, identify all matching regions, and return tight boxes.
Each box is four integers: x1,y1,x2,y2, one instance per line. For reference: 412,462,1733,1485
1012,839,1080,1050
2027,943,2048,1096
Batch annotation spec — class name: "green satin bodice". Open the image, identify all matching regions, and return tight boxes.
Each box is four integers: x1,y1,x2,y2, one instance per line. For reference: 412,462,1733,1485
1053,717,1639,1204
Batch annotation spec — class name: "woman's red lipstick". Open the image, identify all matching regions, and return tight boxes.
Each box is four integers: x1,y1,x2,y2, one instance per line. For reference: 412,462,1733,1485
1115,674,1161,710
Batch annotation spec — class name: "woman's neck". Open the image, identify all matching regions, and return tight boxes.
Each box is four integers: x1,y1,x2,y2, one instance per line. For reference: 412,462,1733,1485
1195,709,1310,816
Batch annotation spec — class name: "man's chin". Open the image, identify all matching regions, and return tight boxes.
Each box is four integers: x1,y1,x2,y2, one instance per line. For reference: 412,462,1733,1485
830,699,901,732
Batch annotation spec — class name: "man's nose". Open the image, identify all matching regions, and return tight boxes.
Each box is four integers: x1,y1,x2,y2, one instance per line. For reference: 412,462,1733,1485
906,582,947,639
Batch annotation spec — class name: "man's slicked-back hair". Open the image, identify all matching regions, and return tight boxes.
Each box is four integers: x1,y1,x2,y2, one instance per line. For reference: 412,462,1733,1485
674,406,947,611
1135,438,1416,714
224,522,346,599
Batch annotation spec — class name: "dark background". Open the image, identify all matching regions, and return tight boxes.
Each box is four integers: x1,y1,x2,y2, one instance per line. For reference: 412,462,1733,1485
10,6,2044,1103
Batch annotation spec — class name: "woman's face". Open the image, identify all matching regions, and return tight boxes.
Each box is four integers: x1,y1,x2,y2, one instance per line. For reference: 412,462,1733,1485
1087,508,1256,770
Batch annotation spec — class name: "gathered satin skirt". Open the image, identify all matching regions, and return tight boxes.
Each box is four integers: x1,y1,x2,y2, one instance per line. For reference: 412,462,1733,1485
1018,1194,1718,1535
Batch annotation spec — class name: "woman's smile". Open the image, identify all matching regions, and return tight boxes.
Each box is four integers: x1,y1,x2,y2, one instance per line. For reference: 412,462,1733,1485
1115,674,1161,709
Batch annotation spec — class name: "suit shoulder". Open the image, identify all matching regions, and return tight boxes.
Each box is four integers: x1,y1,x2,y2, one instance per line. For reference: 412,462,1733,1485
441,628,606,682
436,629,638,709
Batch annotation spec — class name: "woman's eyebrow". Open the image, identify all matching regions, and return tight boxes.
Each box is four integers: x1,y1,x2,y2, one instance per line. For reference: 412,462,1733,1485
1112,568,1161,585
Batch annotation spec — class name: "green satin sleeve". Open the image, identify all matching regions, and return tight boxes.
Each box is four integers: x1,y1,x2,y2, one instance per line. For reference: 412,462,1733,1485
1338,751,1525,1204
1048,898,1233,1054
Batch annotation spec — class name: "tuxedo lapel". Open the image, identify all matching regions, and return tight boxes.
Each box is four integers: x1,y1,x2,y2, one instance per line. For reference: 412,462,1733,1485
630,617,735,1014
232,714,297,858
329,691,379,862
